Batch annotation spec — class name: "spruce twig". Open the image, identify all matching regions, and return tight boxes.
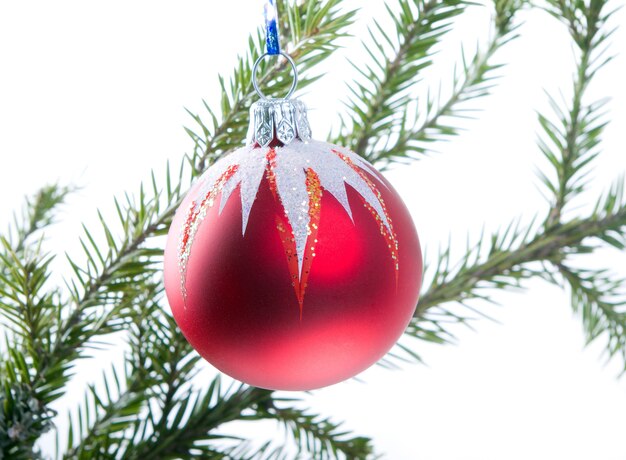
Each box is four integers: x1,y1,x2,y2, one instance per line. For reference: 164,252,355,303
404,0,626,370
335,0,523,167
334,0,467,160
539,0,615,226
377,0,523,165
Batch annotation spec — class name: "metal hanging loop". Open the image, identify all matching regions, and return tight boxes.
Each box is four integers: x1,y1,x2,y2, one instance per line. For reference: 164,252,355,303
246,1,311,147
252,51,298,100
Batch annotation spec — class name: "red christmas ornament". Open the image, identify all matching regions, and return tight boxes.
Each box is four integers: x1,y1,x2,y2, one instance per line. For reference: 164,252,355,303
164,58,422,391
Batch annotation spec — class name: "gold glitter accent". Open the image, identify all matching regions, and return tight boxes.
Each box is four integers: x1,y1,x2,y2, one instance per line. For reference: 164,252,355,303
266,147,324,318
178,164,239,305
333,150,400,283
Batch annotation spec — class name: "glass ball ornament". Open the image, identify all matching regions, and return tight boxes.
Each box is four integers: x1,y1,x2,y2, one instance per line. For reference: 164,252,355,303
164,95,422,391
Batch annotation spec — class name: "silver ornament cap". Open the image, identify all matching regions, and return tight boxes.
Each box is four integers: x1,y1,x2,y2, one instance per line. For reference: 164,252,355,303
248,50,312,147
247,98,312,147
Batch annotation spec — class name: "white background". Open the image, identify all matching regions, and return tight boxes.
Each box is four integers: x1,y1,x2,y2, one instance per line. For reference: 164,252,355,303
1,1,626,459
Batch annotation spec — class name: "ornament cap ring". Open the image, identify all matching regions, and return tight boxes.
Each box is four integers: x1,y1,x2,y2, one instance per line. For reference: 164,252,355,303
252,51,298,100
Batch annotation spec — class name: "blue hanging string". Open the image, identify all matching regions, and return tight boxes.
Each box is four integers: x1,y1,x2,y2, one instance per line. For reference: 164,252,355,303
264,0,281,55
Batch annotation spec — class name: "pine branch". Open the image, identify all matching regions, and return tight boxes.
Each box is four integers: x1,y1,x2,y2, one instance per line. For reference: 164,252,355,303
63,365,144,460
6,184,73,255
333,0,466,160
62,286,168,460
406,178,626,362
0,184,71,345
334,0,523,167
259,402,374,460
540,0,615,226
0,185,72,459
399,0,626,371
419,199,625,307
122,380,273,460
556,263,626,368
0,239,56,358
376,0,522,165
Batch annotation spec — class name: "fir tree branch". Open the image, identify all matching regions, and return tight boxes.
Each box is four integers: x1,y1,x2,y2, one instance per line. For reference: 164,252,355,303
555,263,626,368
122,381,273,460
62,286,167,460
0,239,57,360
0,185,73,459
0,380,50,459
123,382,375,460
408,176,626,362
0,166,187,457
4,184,73,255
63,366,144,460
258,402,374,459
120,296,205,460
374,0,522,165
533,0,626,363
401,0,626,371
539,0,615,226
333,0,466,160
0,245,63,456
416,199,626,311
0,184,71,342
334,0,523,167
216,442,289,460
63,286,203,459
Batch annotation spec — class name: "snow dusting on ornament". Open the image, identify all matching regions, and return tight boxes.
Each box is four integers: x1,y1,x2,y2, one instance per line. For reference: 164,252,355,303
177,139,399,313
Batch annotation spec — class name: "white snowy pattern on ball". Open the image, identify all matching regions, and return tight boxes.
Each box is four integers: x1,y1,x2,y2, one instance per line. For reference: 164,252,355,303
186,140,391,279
